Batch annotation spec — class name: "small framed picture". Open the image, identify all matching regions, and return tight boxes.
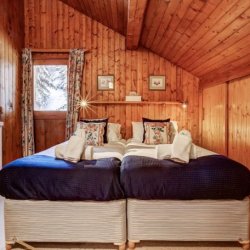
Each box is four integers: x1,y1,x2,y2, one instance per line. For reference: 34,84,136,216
149,76,166,90
97,75,114,90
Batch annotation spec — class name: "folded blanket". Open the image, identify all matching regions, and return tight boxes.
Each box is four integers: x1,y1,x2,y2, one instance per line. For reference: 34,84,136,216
171,130,192,163
55,136,93,163
63,136,86,163
156,144,171,160
83,145,94,160
55,143,65,159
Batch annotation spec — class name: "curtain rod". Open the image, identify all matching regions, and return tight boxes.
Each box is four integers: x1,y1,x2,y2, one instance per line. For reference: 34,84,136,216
31,48,89,53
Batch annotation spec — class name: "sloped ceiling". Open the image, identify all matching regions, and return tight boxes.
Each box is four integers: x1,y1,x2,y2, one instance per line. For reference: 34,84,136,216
59,0,128,35
60,0,250,85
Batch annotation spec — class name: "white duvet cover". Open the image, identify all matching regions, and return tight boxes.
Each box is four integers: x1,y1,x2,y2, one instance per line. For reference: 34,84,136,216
36,140,216,161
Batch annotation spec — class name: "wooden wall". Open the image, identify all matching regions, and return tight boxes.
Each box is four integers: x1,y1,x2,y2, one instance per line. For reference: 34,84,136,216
34,112,66,153
0,0,24,164
228,76,250,169
24,0,200,151
200,75,250,169
201,84,227,155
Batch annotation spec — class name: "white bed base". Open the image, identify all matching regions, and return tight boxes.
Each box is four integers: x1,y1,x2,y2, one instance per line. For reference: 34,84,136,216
4,199,126,250
127,198,250,249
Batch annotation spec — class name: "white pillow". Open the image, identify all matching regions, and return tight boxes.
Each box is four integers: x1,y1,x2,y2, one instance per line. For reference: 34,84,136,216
107,123,122,142
131,122,144,142
131,121,178,143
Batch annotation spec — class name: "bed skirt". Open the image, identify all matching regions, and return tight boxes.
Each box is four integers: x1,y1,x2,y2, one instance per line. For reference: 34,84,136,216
127,198,249,242
5,199,126,245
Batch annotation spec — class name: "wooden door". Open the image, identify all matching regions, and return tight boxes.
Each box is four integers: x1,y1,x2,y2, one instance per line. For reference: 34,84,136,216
228,76,250,169
201,84,227,155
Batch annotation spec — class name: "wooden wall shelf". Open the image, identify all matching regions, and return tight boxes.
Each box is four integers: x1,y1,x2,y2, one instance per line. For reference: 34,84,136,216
90,101,182,105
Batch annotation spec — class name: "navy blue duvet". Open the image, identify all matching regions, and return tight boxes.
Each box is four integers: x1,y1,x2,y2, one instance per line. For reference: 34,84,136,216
120,155,250,200
0,155,124,201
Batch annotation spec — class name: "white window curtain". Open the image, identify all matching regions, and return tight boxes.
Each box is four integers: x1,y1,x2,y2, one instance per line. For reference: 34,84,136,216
66,49,85,139
21,48,35,156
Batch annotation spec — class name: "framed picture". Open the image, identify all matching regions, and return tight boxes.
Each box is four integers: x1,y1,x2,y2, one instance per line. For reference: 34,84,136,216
97,75,114,90
149,75,166,90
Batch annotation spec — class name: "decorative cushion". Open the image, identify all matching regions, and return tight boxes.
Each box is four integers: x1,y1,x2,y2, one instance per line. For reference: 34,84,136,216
144,122,172,145
142,117,170,142
80,118,108,143
76,122,106,146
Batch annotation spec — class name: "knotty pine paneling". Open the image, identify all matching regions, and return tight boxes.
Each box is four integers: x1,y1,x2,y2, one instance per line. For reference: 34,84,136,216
57,0,250,85
34,112,66,153
126,0,148,49
59,0,128,35
201,75,250,169
25,0,200,149
201,84,228,155
140,0,250,85
0,0,24,164
228,75,250,169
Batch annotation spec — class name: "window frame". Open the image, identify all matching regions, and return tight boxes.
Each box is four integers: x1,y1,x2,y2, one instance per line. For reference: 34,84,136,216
33,56,68,119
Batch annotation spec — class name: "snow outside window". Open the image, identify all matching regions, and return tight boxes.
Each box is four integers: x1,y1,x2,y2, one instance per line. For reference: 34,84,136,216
34,65,68,111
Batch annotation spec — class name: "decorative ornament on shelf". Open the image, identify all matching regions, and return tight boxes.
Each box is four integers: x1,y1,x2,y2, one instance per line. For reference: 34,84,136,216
125,91,142,102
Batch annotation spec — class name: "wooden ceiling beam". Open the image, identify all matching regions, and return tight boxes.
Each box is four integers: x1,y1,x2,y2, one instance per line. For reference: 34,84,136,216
126,0,148,50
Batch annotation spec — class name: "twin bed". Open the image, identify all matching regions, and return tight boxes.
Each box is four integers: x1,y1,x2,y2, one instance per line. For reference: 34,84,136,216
0,127,250,250
0,149,127,250
122,154,250,249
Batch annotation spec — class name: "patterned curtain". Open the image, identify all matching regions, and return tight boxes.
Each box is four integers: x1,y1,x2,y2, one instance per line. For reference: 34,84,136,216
66,49,85,139
21,48,35,156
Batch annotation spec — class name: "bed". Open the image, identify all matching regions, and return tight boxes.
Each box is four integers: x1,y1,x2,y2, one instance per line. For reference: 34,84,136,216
120,152,250,250
1,137,250,250
0,142,127,250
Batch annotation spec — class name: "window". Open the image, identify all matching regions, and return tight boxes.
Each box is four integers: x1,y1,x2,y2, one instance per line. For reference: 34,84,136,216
33,65,68,111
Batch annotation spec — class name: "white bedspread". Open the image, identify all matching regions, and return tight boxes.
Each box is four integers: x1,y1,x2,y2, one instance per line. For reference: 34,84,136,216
36,141,126,161
36,140,216,161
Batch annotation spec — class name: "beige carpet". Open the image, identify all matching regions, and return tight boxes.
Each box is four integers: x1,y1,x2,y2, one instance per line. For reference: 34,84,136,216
11,241,243,250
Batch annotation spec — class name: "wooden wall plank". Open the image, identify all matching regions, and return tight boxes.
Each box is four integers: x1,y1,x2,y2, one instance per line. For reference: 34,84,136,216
228,75,250,169
201,83,228,155
59,0,128,35
201,74,250,169
0,0,24,164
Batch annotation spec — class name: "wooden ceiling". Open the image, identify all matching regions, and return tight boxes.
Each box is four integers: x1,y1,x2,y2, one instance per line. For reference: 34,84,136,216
59,0,250,85
59,0,128,34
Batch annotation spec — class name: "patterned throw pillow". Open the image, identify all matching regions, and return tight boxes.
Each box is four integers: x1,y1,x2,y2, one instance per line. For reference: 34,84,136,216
142,117,170,142
80,118,108,143
76,122,106,146
144,122,172,145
